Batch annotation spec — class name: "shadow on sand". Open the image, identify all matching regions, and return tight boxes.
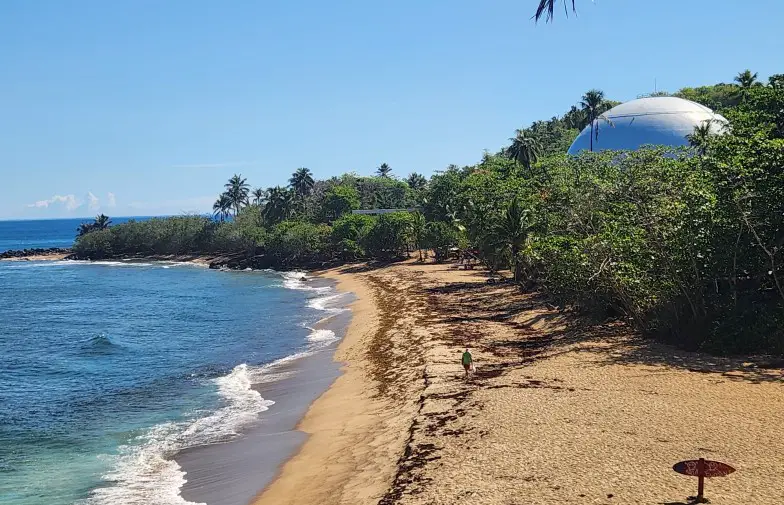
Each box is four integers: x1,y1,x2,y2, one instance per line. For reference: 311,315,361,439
419,268,783,385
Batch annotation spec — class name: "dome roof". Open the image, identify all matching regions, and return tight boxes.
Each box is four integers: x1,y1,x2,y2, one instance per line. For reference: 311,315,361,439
567,96,728,155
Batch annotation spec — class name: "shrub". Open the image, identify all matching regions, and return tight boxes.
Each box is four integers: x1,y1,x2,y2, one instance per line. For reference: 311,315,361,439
331,214,375,260
73,229,114,259
423,221,461,262
266,221,331,267
363,212,414,259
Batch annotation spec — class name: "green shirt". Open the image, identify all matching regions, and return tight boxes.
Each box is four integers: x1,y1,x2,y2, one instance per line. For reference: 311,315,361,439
462,351,472,365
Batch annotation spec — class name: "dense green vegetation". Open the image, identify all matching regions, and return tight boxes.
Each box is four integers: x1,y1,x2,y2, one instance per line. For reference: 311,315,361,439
74,74,784,354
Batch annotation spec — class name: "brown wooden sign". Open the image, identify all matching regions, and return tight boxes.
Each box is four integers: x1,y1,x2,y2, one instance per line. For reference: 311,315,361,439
673,459,736,477
673,458,736,502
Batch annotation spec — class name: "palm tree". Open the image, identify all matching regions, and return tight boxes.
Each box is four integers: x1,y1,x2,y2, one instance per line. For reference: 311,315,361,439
289,167,315,198
734,69,759,89
562,105,586,130
535,0,577,22
376,163,392,178
94,214,111,230
490,198,532,282
213,193,233,222
580,89,606,152
224,174,250,216
77,214,112,236
251,188,267,206
506,129,542,173
262,186,293,224
687,119,715,156
406,172,428,192
411,211,426,261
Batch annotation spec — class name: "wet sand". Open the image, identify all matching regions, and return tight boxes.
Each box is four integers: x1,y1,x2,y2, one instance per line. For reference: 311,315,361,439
252,260,784,505
176,286,354,505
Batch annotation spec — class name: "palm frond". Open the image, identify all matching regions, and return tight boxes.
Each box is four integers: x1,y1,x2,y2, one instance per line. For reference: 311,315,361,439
534,0,577,22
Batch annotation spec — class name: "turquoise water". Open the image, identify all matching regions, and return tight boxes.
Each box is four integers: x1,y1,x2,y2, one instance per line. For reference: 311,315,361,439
0,259,343,505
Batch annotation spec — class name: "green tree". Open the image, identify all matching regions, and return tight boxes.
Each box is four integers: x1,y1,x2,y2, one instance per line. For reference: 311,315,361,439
224,174,250,216
213,194,232,222
251,188,267,206
289,167,315,198
406,172,427,192
562,105,586,130
267,221,330,267
262,186,294,224
580,89,607,151
376,163,392,178
331,213,374,260
687,119,717,156
768,74,784,90
410,211,426,261
675,84,741,111
506,129,542,173
355,176,413,210
424,221,461,263
77,214,112,237
423,166,464,222
734,69,759,89
94,214,111,230
363,212,414,259
490,198,532,282
323,185,361,220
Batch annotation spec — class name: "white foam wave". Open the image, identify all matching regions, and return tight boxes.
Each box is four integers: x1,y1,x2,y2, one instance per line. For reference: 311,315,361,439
307,328,338,344
307,293,350,313
82,364,273,505
84,423,198,505
3,260,76,268
94,261,155,267
280,271,331,293
246,350,313,383
157,261,209,269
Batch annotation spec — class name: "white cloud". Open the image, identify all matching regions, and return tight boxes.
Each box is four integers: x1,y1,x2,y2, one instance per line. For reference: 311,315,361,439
87,192,100,211
106,192,116,208
27,194,81,211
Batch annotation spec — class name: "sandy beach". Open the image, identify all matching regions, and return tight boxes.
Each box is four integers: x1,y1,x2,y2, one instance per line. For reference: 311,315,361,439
253,259,784,505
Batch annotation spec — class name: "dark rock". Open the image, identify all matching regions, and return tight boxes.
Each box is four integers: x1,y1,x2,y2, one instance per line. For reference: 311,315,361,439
0,247,72,259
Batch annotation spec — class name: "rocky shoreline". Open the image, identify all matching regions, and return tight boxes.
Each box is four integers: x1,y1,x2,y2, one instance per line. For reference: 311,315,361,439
0,247,74,260
0,247,341,271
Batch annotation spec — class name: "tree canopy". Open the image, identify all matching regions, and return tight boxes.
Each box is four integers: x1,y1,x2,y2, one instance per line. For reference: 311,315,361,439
74,72,784,354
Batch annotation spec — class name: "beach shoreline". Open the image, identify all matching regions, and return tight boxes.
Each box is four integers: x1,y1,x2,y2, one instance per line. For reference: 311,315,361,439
249,259,784,505
176,285,354,505
0,247,72,261
250,264,421,505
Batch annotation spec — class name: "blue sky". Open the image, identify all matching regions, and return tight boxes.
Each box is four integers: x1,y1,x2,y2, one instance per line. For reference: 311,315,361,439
1,0,781,219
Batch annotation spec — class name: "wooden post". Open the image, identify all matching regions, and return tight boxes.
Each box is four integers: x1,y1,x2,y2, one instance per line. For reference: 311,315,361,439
697,458,705,502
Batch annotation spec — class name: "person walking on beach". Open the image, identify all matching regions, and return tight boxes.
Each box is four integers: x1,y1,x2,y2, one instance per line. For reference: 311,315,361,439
462,348,473,376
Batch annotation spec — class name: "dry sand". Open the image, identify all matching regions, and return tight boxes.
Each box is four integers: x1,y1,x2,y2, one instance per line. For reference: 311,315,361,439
252,260,784,505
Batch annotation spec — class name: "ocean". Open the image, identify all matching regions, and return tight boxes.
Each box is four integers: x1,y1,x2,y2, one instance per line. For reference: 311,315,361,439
0,220,351,505
0,217,164,253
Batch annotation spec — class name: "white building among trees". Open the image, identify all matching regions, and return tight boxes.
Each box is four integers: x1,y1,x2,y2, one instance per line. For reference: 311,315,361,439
567,96,728,154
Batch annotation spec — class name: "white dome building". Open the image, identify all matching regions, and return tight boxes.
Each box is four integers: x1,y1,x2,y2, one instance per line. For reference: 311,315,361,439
567,96,728,155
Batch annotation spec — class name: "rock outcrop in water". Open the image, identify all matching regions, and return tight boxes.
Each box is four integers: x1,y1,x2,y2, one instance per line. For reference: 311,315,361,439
203,253,338,271
0,247,73,259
